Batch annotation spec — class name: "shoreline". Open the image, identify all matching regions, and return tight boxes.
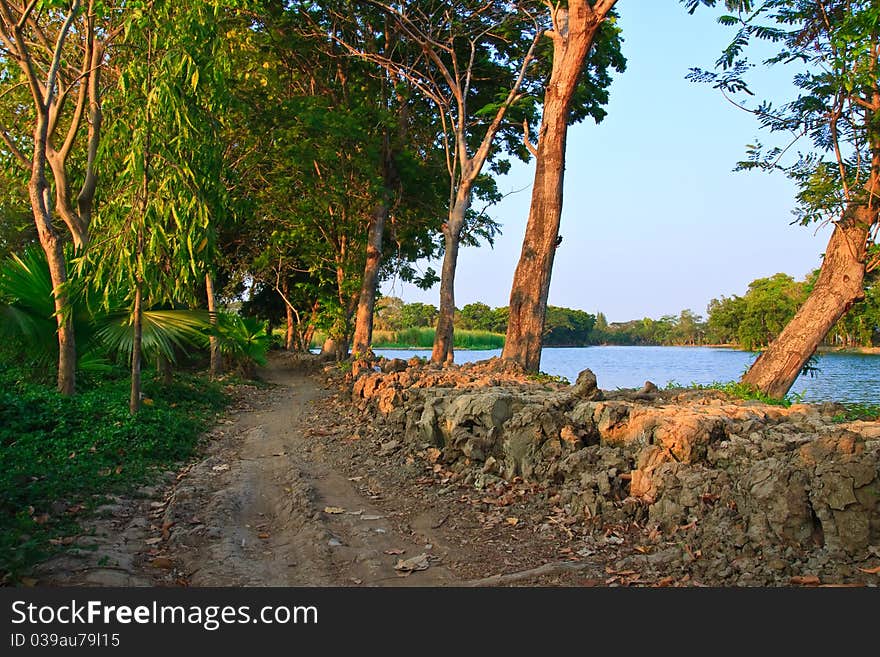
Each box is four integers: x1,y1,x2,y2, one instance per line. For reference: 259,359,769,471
369,343,880,356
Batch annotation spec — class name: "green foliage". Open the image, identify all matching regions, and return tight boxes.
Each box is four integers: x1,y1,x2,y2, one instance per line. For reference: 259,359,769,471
706,270,878,349
212,313,272,377
592,310,707,346
0,362,228,580
544,306,597,346
691,380,795,406
527,371,571,386
0,247,213,373
831,403,880,422
687,0,880,228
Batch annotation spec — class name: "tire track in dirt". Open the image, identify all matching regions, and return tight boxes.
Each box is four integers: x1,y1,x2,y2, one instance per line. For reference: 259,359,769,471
161,359,458,586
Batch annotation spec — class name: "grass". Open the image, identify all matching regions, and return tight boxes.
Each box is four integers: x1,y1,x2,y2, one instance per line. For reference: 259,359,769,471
528,371,571,385
0,354,228,582
664,380,797,406
831,403,880,422
370,327,505,350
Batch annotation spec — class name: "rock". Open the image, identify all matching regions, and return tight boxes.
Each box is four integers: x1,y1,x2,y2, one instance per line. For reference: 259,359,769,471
570,369,602,400
378,440,401,457
382,358,408,374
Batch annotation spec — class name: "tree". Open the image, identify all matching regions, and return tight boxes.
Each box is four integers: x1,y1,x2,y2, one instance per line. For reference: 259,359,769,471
0,0,108,394
91,0,230,412
503,0,624,371
329,1,545,364
689,0,880,397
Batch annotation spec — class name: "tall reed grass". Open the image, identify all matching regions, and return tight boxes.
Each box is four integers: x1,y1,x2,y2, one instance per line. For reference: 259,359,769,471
371,328,504,350
310,328,505,350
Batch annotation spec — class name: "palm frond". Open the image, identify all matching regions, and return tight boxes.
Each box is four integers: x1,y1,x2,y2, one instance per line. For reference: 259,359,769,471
94,309,210,363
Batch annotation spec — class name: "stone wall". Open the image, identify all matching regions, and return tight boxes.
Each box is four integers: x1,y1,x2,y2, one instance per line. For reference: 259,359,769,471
348,358,880,560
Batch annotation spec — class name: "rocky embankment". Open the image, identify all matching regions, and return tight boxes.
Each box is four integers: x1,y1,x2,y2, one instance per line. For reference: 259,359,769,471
347,357,880,584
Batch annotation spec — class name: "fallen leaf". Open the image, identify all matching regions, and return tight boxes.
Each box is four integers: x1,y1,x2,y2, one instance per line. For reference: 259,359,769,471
212,464,230,472
857,565,880,575
323,506,345,514
149,502,165,509
258,533,270,540
361,514,384,521
426,448,442,463
384,549,406,555
33,514,50,525
151,557,174,569
790,575,821,586
347,476,364,482
20,577,38,587
506,517,519,526
145,537,162,545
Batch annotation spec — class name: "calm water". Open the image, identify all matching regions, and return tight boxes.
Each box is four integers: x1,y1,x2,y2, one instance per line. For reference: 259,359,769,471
372,345,880,404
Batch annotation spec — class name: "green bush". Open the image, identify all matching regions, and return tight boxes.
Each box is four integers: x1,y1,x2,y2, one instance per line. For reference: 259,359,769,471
213,313,272,377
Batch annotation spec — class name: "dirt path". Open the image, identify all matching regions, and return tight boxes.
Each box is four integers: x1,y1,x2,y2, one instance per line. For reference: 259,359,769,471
38,357,460,587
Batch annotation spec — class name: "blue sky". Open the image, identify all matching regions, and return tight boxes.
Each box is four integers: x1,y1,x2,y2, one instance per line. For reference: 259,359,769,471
381,1,831,323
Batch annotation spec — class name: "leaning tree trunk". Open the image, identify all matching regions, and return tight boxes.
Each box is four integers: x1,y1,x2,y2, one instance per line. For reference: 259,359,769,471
431,191,470,365
351,202,388,358
742,208,875,398
503,0,614,372
206,272,222,377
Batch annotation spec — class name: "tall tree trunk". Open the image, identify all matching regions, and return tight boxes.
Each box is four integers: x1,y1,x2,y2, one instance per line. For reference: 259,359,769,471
130,281,143,415
206,272,222,377
44,235,76,395
285,308,296,352
503,0,614,372
29,119,76,396
741,209,874,398
351,202,388,358
431,193,470,365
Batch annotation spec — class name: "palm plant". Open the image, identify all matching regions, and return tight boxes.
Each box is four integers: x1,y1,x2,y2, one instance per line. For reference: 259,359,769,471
0,247,210,381
212,313,271,379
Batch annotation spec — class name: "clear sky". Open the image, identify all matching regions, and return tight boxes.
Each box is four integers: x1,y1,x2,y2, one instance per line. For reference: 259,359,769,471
380,1,831,323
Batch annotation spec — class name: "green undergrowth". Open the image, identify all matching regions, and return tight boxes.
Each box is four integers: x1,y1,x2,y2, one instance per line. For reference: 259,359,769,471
664,380,797,407
0,357,229,582
831,403,880,422
667,380,880,420
528,371,571,385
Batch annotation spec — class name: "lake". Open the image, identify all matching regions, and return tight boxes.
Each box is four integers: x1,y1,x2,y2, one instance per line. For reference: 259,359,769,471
372,345,880,404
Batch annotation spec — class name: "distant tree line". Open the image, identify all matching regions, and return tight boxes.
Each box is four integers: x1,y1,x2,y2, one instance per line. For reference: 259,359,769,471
375,266,880,351
707,271,880,351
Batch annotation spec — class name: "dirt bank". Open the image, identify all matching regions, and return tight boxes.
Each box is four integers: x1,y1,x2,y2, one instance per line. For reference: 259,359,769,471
345,356,880,586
